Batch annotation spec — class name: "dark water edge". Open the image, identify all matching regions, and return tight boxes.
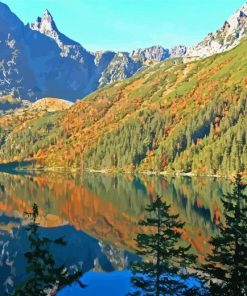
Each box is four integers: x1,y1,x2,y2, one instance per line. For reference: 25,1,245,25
0,161,35,174
0,159,236,180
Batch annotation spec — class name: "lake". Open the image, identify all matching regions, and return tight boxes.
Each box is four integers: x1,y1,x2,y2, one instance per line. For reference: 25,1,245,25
0,171,232,294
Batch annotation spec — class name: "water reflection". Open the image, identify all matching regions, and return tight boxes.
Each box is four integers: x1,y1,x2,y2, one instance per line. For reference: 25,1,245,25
0,172,232,293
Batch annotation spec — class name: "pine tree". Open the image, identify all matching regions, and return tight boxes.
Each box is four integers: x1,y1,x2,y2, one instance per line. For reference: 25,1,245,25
13,204,85,296
200,174,247,295
129,196,198,296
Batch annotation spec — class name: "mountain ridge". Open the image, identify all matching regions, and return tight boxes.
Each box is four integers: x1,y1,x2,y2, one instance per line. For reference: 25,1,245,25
0,2,247,106
187,2,247,57
29,9,81,49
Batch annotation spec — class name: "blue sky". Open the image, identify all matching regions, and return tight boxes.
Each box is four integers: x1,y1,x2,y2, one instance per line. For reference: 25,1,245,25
1,0,245,51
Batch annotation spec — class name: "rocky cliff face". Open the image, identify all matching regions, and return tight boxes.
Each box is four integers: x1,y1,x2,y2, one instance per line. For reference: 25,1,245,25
133,3,247,60
0,5,144,103
0,2,247,106
187,3,247,57
0,3,97,101
131,46,170,61
99,52,143,87
0,2,37,99
131,45,187,62
0,3,189,105
29,9,78,48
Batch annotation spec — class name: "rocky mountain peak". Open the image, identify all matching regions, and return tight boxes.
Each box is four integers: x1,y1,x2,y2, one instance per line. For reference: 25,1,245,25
42,9,57,30
223,2,247,35
44,9,52,17
30,9,59,41
186,2,247,58
131,45,187,62
169,45,187,58
1,0,247,107
131,46,170,62
29,9,79,49
239,2,247,14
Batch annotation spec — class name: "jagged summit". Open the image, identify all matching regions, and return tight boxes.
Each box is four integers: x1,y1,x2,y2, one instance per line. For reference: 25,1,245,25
130,45,187,62
223,2,247,34
131,46,169,61
1,0,247,106
30,9,58,35
29,9,79,48
187,2,247,57
44,9,52,16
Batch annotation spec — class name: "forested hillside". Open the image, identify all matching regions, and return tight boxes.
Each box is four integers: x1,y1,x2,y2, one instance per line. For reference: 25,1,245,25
0,39,246,176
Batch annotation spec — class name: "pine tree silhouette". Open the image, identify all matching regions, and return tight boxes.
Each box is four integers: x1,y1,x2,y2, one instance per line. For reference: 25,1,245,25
200,174,247,295
128,195,198,296
13,203,86,295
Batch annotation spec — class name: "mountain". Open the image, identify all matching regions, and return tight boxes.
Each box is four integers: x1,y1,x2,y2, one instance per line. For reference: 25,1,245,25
0,2,97,101
98,52,143,87
187,3,247,57
0,38,246,176
0,3,143,104
0,2,247,107
0,3,178,106
131,45,187,62
0,2,38,99
29,9,80,49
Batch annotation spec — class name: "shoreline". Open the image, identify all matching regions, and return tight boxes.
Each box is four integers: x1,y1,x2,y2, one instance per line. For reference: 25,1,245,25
0,164,234,180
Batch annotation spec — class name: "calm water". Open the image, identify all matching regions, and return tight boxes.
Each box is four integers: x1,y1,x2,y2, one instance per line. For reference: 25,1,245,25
0,171,232,294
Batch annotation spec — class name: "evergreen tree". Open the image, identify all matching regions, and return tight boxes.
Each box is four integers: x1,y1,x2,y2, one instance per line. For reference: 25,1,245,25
13,204,85,296
129,196,198,296
200,174,247,295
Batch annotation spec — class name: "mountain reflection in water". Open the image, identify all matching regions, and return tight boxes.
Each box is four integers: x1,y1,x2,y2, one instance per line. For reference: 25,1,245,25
0,172,232,294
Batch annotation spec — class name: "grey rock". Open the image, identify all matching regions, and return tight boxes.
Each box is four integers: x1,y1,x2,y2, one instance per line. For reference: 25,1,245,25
187,3,247,57
0,1,246,108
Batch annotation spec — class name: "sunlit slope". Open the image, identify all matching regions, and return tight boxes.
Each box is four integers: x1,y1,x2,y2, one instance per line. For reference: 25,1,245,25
0,40,247,175
0,98,70,162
